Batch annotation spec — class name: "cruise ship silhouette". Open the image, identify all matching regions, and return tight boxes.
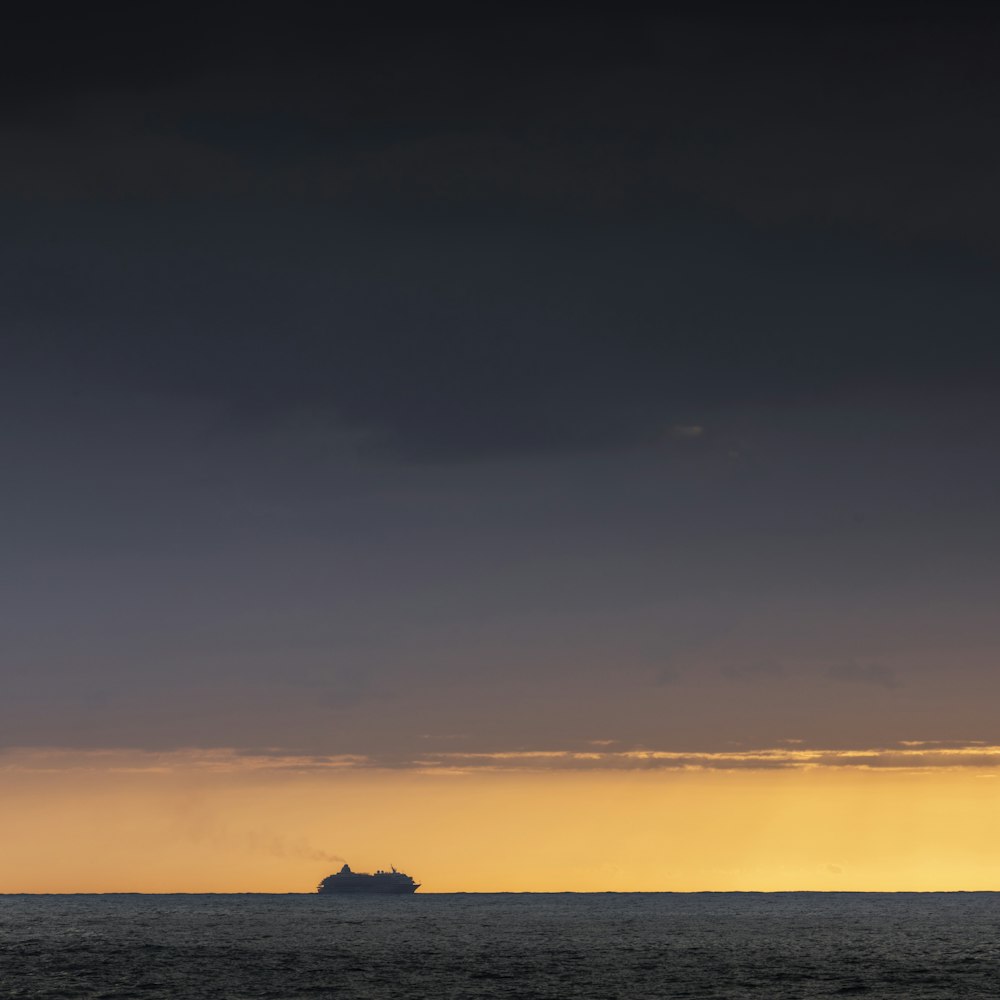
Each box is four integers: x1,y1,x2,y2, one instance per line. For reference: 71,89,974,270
317,863,420,894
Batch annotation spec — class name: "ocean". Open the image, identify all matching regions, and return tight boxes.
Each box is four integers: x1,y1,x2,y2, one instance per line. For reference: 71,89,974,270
1,892,998,998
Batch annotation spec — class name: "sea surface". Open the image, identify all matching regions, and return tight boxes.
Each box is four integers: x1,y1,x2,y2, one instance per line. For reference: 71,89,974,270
1,892,999,999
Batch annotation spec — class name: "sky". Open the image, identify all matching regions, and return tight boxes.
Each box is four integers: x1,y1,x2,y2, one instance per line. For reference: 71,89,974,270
2,10,1000,891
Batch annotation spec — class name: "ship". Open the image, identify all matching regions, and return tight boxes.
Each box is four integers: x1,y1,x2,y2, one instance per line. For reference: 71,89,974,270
317,863,420,894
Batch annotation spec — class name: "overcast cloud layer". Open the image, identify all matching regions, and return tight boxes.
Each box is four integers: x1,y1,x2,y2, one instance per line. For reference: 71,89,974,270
2,11,998,761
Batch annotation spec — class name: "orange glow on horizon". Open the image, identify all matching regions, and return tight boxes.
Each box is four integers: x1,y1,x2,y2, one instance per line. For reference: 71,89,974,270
3,749,1000,893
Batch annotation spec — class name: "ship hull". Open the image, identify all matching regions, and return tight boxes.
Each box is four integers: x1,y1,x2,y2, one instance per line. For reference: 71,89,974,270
318,882,418,894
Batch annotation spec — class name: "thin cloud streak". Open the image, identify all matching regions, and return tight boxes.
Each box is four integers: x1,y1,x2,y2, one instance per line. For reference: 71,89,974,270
6,743,1000,774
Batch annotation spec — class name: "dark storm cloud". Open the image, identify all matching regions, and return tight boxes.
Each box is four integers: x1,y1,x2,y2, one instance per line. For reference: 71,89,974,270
5,203,998,461
3,10,1000,460
6,10,1000,242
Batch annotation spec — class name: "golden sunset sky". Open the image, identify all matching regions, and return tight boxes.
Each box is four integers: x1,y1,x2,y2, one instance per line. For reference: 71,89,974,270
5,746,1000,893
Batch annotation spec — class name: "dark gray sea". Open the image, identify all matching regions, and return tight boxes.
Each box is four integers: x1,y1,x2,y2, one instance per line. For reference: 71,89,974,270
2,893,999,999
